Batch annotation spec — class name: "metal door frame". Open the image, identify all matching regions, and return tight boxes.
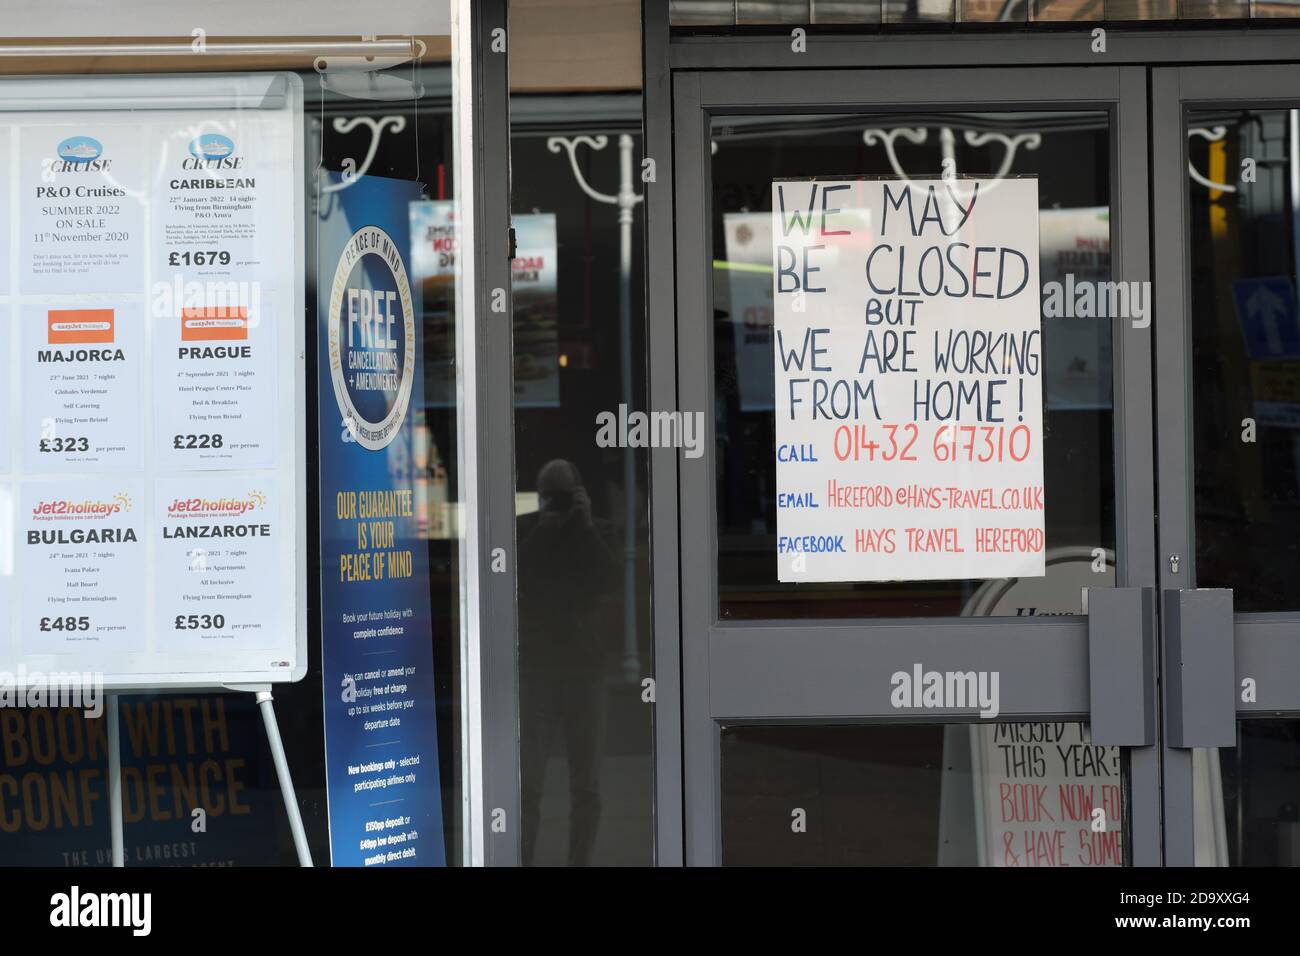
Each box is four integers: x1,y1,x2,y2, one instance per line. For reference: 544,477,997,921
461,0,519,866
667,65,1158,866
1152,63,1300,866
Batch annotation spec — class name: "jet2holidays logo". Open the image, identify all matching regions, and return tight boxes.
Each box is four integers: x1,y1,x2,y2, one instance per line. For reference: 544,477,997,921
327,225,415,451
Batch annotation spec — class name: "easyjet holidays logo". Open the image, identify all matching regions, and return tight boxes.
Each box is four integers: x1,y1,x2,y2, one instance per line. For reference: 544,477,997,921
31,492,132,520
167,490,266,518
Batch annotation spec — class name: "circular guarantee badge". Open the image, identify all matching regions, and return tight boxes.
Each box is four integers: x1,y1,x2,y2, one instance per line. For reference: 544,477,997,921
327,225,415,451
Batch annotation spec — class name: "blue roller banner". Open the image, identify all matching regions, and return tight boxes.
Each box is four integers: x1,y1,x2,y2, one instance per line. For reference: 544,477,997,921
316,172,445,867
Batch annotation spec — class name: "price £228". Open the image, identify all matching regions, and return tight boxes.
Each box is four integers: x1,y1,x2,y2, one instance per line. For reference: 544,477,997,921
173,434,224,449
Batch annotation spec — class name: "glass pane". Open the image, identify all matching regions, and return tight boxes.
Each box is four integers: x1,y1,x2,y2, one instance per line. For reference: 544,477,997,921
884,0,958,22
738,0,812,22
721,722,1125,866
711,112,1115,619
1030,0,1104,20
1105,0,1178,18
510,10,655,865
1198,721,1300,865
1252,1,1300,17
958,0,1029,22
1187,107,1300,612
1183,0,1250,17
317,26,470,868
670,0,738,25
813,0,885,22
671,0,1299,22
0,16,472,866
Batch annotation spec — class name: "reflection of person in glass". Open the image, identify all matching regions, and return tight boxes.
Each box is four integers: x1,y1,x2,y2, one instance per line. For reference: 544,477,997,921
518,459,619,865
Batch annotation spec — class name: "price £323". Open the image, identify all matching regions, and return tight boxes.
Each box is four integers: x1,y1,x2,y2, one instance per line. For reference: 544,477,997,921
39,437,89,453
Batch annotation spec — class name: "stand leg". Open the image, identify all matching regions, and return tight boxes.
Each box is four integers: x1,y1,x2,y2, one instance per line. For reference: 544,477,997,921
257,690,314,866
107,692,124,867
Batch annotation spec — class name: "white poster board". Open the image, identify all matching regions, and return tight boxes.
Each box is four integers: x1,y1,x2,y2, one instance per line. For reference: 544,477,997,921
771,177,1045,582
0,73,306,689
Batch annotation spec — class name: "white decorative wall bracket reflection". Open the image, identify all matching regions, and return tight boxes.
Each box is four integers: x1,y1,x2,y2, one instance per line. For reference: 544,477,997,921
545,134,645,221
859,126,1041,183
318,115,407,194
1187,125,1237,194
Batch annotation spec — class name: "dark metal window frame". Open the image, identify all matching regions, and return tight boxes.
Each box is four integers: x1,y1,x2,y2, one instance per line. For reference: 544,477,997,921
641,15,1300,867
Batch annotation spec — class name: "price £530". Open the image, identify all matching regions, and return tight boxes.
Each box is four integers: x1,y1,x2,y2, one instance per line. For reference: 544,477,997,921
174,614,225,630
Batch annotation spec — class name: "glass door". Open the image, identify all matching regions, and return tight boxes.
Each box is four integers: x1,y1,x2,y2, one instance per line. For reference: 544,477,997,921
673,66,1161,865
1154,65,1300,867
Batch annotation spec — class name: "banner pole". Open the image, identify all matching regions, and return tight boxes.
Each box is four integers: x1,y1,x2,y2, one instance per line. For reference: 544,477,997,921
107,692,124,867
256,689,314,866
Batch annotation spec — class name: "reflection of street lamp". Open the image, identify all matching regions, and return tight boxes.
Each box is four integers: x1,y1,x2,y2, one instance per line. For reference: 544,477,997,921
1187,126,1236,193
546,134,645,682
860,126,1041,181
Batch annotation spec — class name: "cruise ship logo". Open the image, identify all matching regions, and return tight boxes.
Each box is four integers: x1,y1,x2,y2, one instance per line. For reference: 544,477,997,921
56,136,103,162
188,134,235,161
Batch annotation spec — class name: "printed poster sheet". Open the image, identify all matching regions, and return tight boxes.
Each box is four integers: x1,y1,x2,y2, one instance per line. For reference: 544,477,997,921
722,211,775,412
1039,207,1112,411
771,177,1046,582
510,214,559,408
409,204,559,409
318,173,446,867
408,200,457,408
0,81,302,685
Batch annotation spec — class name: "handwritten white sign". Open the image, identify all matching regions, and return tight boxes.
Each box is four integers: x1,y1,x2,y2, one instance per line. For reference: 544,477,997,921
975,722,1123,867
771,177,1045,582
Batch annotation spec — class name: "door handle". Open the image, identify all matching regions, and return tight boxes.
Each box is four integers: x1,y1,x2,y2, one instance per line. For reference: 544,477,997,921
1086,587,1155,747
1163,588,1235,748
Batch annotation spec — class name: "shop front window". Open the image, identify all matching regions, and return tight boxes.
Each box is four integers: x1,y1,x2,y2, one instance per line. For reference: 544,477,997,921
0,6,476,868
